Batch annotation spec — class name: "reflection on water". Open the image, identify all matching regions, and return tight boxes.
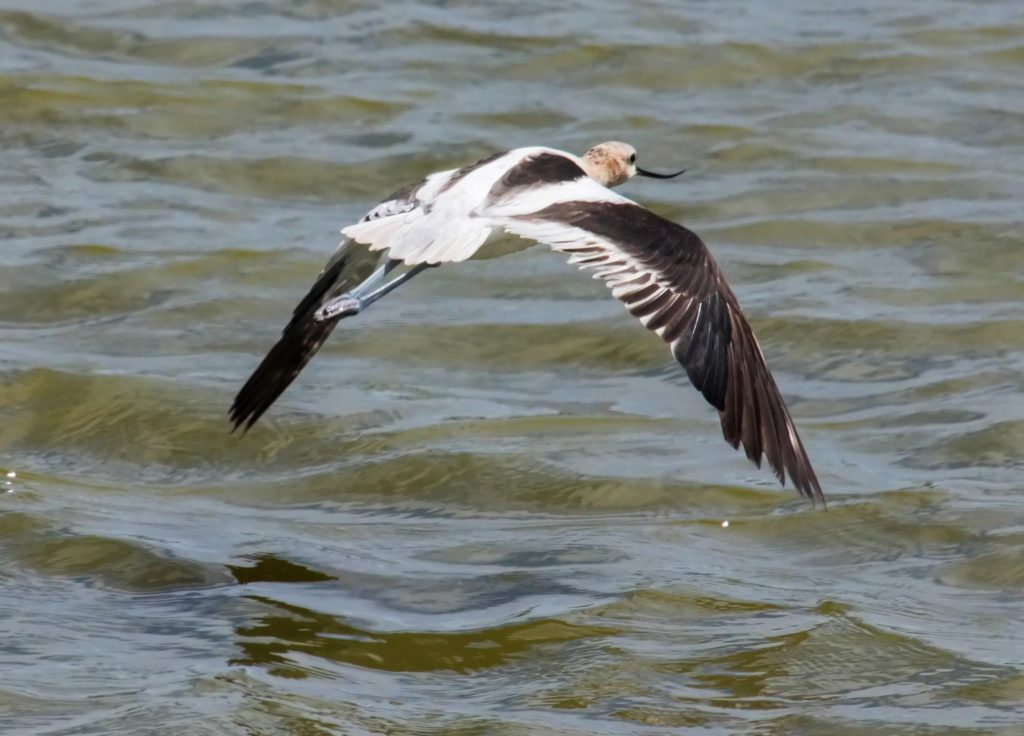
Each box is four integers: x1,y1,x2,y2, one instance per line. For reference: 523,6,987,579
1,0,1023,733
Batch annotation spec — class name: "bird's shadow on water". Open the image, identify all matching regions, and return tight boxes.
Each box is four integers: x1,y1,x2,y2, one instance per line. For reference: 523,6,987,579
229,592,614,678
224,552,615,678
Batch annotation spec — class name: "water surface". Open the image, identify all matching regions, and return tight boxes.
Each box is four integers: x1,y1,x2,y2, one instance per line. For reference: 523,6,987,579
1,1,1023,734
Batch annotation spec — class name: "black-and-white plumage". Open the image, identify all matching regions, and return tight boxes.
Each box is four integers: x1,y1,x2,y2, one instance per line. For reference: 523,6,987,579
231,142,824,504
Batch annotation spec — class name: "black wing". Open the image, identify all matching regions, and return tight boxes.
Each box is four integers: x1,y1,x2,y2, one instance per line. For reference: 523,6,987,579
229,155,508,431
512,200,824,503
229,241,384,432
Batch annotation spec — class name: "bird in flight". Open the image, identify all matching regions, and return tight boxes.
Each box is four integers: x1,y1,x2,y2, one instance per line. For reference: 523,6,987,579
230,142,824,504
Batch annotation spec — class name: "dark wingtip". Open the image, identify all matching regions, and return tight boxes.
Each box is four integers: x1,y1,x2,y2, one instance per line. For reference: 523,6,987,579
228,251,364,434
227,404,256,436
778,443,825,507
714,314,825,509
228,315,337,435
799,468,826,509
765,429,825,508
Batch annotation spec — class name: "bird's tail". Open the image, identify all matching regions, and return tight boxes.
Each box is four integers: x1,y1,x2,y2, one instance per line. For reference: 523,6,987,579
229,241,383,433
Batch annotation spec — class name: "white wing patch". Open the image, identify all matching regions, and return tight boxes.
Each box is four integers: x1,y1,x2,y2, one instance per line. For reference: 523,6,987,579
361,195,420,222
342,212,424,256
341,153,535,265
343,208,494,265
341,147,606,266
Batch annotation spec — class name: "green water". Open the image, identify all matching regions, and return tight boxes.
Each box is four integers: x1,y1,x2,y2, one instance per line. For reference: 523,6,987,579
1,1,1023,734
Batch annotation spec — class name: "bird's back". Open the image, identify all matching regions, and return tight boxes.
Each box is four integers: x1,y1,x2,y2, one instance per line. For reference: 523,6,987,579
342,146,593,265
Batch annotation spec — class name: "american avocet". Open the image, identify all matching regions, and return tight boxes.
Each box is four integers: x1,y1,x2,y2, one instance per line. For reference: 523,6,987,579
231,142,824,503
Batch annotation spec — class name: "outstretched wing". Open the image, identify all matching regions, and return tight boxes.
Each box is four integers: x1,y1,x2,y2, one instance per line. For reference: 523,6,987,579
229,152,520,431
502,198,823,503
228,240,383,432
228,176,438,431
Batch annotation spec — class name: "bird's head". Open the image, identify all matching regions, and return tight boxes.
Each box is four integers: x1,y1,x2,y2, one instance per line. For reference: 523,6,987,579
581,141,686,188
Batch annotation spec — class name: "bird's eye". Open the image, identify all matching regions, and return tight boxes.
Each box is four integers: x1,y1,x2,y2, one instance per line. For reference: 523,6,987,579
629,153,636,163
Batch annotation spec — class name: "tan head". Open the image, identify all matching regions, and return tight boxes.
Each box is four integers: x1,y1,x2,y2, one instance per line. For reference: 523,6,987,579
580,141,686,188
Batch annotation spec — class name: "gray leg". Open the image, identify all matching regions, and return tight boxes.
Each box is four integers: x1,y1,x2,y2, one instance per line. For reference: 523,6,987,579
314,262,433,322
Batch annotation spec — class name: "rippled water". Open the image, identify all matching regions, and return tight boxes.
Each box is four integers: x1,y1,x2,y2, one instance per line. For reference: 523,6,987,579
2,1,1023,733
